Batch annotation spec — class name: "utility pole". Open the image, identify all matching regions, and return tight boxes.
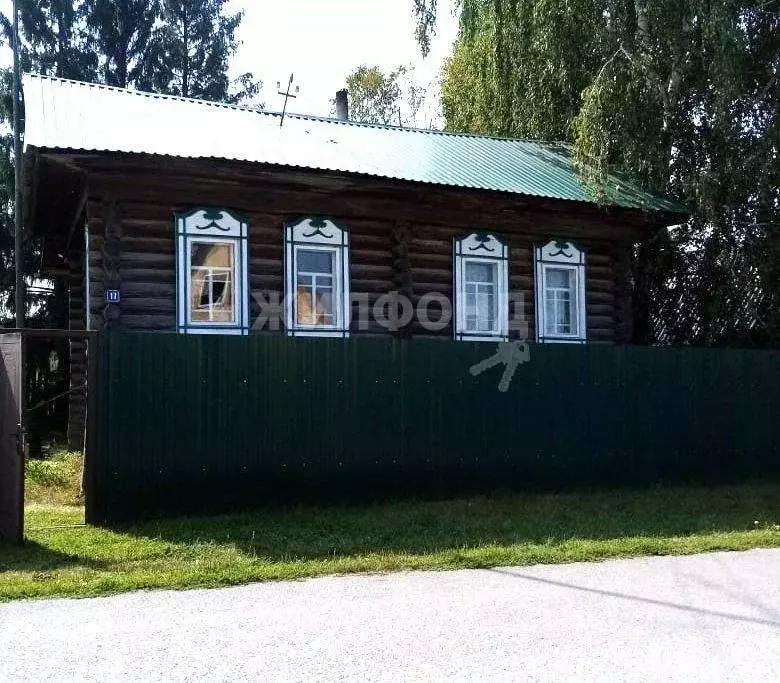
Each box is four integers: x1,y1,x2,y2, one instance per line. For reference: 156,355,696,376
13,0,24,329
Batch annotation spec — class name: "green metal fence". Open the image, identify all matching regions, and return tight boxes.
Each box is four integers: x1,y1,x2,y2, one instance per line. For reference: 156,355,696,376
89,333,780,522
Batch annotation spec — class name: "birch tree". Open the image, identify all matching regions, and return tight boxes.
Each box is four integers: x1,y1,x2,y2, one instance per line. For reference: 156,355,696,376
420,1,779,346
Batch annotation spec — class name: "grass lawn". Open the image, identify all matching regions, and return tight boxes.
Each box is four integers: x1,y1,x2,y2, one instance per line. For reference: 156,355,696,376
1,452,779,601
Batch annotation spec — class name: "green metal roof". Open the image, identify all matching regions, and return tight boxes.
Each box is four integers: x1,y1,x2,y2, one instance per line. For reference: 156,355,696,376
25,74,684,213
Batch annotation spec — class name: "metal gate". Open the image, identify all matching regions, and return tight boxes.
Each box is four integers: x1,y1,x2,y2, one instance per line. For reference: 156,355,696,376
0,333,24,543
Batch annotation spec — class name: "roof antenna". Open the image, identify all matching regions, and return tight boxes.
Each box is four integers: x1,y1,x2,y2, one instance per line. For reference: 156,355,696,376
276,74,299,128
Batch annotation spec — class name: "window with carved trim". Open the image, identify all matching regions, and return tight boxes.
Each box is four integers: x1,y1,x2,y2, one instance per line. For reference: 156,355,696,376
454,233,509,341
285,217,350,337
534,240,586,343
176,208,249,335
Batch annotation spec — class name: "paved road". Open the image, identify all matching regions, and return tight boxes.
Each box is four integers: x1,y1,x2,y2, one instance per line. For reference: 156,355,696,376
1,550,779,682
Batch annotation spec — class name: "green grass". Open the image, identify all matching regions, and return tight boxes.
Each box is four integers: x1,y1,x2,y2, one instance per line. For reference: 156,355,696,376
24,450,84,507
2,466,779,601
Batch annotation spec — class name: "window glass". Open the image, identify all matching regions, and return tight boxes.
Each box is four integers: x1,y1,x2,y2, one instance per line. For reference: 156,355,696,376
465,262,495,284
453,234,508,341
464,260,498,332
285,219,350,336
296,249,335,326
535,241,586,343
546,268,570,290
190,242,235,323
177,209,248,335
545,267,576,336
297,250,334,274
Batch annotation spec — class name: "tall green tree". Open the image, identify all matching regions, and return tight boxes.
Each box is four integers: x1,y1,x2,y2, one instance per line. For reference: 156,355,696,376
0,0,96,326
84,0,159,88
0,0,262,320
440,1,606,141
0,68,20,322
344,64,430,127
143,0,260,104
346,65,404,125
420,1,780,347
13,0,96,79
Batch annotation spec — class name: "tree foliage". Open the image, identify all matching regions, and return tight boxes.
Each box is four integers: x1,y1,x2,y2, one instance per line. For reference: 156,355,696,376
0,68,26,321
143,0,260,104
13,0,96,79
84,0,159,88
346,65,404,125
0,2,85,326
345,64,429,127
0,0,261,327
420,0,779,346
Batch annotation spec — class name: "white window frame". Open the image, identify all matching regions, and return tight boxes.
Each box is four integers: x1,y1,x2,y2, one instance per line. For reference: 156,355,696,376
176,208,249,335
187,237,238,326
454,232,509,342
535,240,587,343
285,217,350,337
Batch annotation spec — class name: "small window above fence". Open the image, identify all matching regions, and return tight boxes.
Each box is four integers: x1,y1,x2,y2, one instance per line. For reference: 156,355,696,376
285,217,351,338
176,208,249,335
454,232,509,342
534,240,587,344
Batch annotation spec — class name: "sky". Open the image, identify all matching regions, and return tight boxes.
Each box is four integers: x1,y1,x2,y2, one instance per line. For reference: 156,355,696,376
228,0,459,121
0,0,459,124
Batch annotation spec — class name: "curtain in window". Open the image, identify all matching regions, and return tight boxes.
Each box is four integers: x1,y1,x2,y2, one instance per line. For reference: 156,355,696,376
190,243,235,323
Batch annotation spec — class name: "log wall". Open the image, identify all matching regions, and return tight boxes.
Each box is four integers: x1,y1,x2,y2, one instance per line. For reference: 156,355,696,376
74,155,658,343
67,244,86,450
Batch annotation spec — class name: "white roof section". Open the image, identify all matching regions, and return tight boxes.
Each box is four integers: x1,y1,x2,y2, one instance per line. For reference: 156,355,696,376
22,74,683,212
24,73,368,172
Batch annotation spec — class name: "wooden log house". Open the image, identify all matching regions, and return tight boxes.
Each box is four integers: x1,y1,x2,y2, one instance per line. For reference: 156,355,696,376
22,75,684,448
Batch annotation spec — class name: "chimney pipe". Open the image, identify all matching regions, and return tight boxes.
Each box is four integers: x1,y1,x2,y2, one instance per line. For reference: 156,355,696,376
335,89,349,121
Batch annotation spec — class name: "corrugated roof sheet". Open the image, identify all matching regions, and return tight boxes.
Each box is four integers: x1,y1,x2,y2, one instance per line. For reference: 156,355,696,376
23,74,683,213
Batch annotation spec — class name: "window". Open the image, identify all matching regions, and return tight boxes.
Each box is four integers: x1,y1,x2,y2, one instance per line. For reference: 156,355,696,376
190,243,234,323
535,240,586,343
285,217,350,337
454,233,509,341
176,208,249,335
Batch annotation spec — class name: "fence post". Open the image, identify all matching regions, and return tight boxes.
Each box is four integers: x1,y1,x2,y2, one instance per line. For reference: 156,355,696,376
84,333,103,525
